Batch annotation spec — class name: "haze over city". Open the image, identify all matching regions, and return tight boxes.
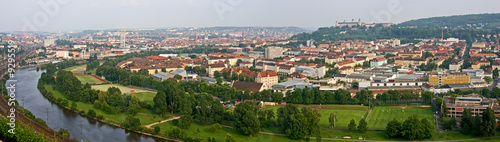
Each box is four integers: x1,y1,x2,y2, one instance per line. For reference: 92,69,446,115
1,0,500,32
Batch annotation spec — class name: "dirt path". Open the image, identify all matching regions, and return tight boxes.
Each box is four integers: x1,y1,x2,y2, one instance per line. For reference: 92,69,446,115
144,116,181,129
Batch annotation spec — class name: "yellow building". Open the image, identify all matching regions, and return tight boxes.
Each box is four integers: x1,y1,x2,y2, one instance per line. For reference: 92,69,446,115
428,72,470,86
395,58,427,66
398,51,422,58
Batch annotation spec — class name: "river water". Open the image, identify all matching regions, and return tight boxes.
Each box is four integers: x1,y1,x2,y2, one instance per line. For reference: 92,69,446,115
9,68,166,142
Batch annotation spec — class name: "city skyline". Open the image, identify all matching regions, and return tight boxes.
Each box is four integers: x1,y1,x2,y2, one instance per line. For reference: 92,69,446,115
1,0,500,32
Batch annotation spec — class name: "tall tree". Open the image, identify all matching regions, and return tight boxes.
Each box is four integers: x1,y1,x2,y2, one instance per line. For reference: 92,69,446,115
358,119,368,133
348,119,357,132
482,107,496,137
153,91,168,115
234,102,260,137
385,118,401,138
328,112,337,128
494,68,499,79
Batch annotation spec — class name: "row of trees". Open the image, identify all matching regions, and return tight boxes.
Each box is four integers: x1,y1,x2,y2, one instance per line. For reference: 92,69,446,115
213,70,255,83
384,115,434,140
459,108,496,137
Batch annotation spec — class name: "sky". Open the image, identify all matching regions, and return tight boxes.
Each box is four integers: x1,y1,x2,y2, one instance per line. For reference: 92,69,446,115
1,0,500,32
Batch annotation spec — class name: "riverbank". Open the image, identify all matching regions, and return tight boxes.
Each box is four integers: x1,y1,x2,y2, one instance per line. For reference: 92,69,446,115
39,84,178,141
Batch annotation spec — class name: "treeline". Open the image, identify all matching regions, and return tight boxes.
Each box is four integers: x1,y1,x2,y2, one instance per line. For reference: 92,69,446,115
291,26,499,45
86,54,99,71
285,88,434,106
399,13,500,29
213,70,255,83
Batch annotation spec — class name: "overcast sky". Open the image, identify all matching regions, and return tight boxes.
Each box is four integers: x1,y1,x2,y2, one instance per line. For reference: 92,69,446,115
1,0,499,32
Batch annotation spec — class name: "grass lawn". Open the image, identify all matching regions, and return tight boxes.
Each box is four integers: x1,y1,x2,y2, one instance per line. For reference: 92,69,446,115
129,92,157,106
63,64,87,74
368,106,435,130
91,84,152,94
44,84,169,126
75,75,104,84
262,105,368,130
156,121,295,142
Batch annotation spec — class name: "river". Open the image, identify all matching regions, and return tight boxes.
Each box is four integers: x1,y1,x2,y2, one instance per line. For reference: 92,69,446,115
9,68,166,142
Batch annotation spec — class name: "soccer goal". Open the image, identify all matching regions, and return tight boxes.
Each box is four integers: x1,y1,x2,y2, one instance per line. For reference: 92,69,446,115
409,103,420,107
399,104,407,110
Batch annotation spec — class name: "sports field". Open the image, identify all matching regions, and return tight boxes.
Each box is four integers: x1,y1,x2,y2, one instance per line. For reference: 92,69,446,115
63,64,87,74
263,104,368,130
91,84,152,94
368,106,435,130
75,75,104,84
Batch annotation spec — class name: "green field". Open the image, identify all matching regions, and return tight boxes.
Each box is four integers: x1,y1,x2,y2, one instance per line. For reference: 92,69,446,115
368,106,435,130
75,75,103,84
263,105,368,130
156,121,294,142
129,92,157,106
91,84,152,94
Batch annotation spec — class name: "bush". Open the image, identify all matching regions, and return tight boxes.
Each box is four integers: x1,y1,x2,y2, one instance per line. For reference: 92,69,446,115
87,109,97,117
96,114,104,120
154,126,161,134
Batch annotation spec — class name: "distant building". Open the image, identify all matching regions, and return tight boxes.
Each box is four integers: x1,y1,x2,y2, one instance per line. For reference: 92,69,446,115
370,57,387,67
264,47,283,59
256,71,279,89
43,38,56,47
272,79,309,93
335,19,392,27
449,59,464,71
428,72,470,86
443,94,500,118
231,81,266,92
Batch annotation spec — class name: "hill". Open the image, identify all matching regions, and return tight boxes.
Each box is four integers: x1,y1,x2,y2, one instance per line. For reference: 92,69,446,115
399,13,500,29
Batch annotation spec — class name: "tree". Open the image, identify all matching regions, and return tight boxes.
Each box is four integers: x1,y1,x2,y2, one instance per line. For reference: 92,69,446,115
385,118,401,138
482,107,496,137
226,133,235,142
58,128,70,138
70,101,77,111
392,66,398,72
216,77,223,85
154,126,161,134
195,97,210,125
363,61,370,68
210,123,222,133
234,102,260,137
348,119,357,132
122,116,142,131
285,113,308,139
272,92,284,102
328,112,337,128
214,71,221,78
484,76,493,84
174,74,183,80
358,119,368,133
87,109,96,117
153,91,168,115
494,68,499,79
210,101,225,123
352,81,359,89
461,108,473,135
421,91,434,101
